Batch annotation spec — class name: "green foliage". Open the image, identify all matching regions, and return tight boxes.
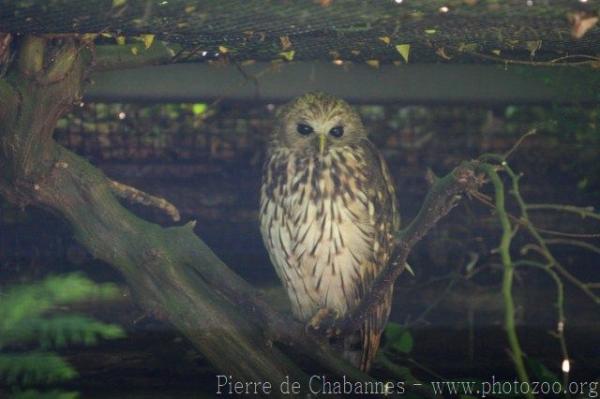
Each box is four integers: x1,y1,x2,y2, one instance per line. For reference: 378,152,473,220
0,353,77,385
0,273,125,398
3,315,124,350
192,103,207,115
0,273,119,342
383,322,414,354
12,390,79,399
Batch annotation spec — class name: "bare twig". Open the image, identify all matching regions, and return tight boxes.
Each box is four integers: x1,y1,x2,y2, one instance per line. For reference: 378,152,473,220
527,204,600,222
471,192,600,239
462,50,600,67
503,129,537,160
502,164,600,305
587,283,600,289
533,230,600,239
110,179,181,222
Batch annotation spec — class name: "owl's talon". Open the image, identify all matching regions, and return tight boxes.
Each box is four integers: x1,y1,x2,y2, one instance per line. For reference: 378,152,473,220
307,308,339,336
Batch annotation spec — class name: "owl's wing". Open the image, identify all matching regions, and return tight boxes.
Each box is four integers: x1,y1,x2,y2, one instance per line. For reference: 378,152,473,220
350,139,400,371
360,138,400,273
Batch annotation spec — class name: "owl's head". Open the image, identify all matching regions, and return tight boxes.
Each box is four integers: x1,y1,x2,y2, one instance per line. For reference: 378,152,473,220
273,92,366,155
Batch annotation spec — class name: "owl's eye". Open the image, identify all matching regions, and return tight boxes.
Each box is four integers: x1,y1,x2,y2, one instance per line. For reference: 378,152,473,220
329,126,344,138
296,123,314,136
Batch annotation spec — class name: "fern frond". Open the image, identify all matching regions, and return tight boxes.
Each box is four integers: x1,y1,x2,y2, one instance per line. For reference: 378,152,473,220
1,316,125,349
0,273,119,337
0,352,77,386
0,273,126,397
12,389,79,399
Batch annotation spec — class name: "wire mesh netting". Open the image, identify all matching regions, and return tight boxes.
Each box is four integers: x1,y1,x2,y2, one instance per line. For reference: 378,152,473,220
1,0,599,64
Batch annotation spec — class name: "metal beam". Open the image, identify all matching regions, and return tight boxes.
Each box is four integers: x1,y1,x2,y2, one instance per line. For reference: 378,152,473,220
85,62,600,104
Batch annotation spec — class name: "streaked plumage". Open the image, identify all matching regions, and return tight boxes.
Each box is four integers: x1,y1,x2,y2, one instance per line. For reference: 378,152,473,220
260,92,399,371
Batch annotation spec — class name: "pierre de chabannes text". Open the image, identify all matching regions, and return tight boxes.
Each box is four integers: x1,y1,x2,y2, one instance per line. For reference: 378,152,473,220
216,374,599,397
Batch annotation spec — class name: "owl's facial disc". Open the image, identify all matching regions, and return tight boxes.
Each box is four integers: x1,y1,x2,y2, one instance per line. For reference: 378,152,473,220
276,92,366,154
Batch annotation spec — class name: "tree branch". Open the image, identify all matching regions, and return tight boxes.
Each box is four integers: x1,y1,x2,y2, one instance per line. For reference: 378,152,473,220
526,204,600,222
333,161,487,336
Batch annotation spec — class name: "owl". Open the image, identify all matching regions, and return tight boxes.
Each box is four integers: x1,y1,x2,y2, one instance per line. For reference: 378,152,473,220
260,92,400,371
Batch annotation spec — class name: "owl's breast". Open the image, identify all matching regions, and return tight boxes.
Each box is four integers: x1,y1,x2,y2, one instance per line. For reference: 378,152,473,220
260,149,378,320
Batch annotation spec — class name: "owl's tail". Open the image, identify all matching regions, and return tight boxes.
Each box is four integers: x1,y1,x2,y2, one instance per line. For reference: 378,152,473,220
343,286,394,372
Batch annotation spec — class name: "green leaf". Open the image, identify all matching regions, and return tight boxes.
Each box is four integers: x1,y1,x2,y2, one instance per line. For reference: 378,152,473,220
192,103,207,115
384,322,413,354
141,34,155,49
395,44,410,64
280,50,295,61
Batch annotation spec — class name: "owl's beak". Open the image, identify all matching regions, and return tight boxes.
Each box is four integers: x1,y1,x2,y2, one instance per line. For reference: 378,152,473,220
318,134,327,156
